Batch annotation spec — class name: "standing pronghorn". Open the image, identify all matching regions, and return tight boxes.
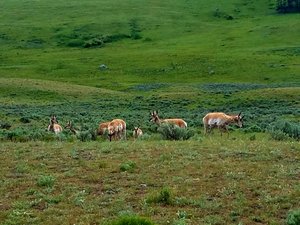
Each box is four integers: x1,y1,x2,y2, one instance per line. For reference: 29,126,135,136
64,121,80,135
203,112,244,135
107,119,126,141
150,111,187,128
97,121,110,136
47,115,63,134
133,127,143,139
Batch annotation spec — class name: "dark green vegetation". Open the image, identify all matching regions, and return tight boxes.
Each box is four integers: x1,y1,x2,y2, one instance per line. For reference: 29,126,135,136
0,0,299,224
276,0,300,13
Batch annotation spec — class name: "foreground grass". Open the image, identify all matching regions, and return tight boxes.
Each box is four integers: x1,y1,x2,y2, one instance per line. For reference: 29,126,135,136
0,136,299,225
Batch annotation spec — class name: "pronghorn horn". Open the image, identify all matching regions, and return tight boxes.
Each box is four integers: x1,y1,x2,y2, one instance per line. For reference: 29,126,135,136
238,112,241,117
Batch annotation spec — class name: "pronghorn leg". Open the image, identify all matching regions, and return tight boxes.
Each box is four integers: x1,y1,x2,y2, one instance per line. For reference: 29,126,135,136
218,126,223,136
225,126,229,137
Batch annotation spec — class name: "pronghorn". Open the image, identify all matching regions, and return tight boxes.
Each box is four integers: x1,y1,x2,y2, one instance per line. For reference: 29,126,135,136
150,110,187,128
133,127,143,139
107,119,126,141
203,112,244,135
97,121,110,136
47,115,63,134
64,121,80,135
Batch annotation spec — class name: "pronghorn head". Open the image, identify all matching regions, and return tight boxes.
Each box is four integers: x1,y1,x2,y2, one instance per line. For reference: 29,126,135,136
234,112,244,128
50,115,58,124
107,125,115,142
149,110,159,123
64,121,73,129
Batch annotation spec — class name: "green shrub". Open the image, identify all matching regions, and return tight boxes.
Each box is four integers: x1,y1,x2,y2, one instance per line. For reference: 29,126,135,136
83,38,104,48
20,117,31,123
268,120,300,140
269,129,290,141
77,130,92,142
286,209,300,225
5,128,29,142
120,161,136,172
146,187,173,205
0,121,11,129
37,175,55,188
109,215,155,225
157,124,194,140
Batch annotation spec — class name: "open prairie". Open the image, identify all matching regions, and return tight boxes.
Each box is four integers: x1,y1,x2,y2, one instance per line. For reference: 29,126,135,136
0,0,299,224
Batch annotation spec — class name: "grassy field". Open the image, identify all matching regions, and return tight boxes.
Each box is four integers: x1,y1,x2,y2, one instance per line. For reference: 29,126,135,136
0,0,299,224
1,137,299,225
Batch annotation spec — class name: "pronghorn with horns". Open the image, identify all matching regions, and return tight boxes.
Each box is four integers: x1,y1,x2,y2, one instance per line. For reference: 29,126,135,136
150,110,187,128
47,115,63,134
64,121,80,135
107,119,126,141
202,112,244,135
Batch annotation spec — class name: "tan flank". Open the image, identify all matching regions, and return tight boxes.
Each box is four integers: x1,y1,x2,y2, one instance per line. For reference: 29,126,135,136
150,110,187,128
203,112,244,136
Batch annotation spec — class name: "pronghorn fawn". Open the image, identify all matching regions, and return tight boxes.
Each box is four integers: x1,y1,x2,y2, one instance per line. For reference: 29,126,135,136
203,112,244,136
97,121,110,136
150,110,187,128
133,127,143,139
107,119,126,141
64,121,80,135
47,115,63,134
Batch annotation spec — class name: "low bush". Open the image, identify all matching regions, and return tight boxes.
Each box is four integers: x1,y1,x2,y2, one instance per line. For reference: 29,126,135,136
5,128,29,142
146,187,173,205
157,124,195,140
0,121,11,129
37,175,55,188
20,117,31,123
120,161,136,172
268,120,300,140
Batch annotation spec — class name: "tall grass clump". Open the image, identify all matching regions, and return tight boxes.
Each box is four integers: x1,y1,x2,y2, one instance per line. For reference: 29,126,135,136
120,161,136,172
37,175,55,188
146,187,173,205
157,124,195,140
268,120,300,140
108,215,155,225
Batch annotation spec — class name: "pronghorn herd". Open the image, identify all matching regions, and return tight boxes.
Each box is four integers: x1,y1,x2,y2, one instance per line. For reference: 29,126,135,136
47,111,244,140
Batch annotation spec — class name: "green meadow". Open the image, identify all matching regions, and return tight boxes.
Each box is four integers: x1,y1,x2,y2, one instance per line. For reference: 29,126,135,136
0,0,299,224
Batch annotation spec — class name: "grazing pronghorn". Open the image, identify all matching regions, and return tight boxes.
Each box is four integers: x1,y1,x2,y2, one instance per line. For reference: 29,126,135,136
133,127,143,139
203,112,244,136
107,119,126,141
47,115,63,134
97,121,110,136
150,111,187,128
64,121,80,135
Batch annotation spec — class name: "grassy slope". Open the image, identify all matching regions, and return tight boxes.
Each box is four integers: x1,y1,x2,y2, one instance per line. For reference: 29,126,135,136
0,0,299,88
